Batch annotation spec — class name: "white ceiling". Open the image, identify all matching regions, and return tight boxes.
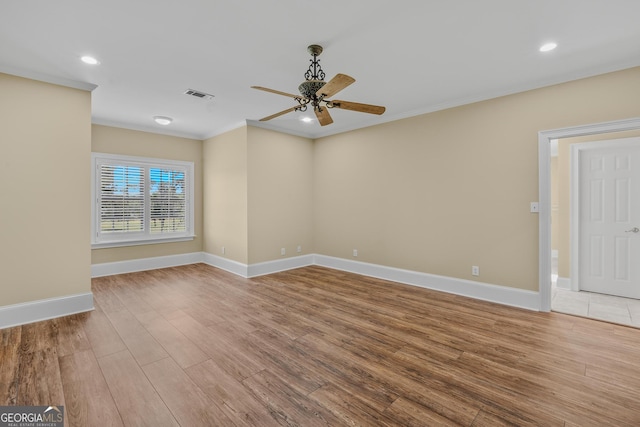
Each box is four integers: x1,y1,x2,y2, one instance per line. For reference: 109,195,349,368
2,0,640,140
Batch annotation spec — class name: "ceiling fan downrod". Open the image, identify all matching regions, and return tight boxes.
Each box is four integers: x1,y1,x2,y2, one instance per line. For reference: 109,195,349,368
304,44,326,81
299,45,329,112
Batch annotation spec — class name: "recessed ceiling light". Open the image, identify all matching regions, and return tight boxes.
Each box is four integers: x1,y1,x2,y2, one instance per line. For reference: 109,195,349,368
153,116,173,126
301,117,312,123
80,55,100,65
539,42,557,52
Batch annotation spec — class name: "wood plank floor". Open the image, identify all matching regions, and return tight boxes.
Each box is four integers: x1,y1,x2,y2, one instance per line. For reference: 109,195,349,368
2,263,640,426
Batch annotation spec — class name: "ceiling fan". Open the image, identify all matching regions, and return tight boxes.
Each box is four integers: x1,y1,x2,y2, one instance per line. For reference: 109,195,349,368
252,44,385,126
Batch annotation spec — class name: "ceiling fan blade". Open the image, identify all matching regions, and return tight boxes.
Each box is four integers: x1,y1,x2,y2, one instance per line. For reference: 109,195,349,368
315,107,334,126
316,73,355,98
329,100,386,115
251,86,307,100
259,106,300,121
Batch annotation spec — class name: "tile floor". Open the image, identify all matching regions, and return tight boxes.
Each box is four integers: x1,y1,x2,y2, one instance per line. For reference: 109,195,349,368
551,256,640,327
552,286,640,327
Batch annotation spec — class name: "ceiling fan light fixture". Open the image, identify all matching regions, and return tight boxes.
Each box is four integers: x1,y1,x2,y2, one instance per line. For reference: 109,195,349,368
153,116,173,125
298,80,326,98
301,117,313,123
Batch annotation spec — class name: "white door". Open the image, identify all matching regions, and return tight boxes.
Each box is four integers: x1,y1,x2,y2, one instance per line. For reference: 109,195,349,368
578,138,640,298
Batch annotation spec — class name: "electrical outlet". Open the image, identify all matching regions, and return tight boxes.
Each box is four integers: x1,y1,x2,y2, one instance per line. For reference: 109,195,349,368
353,249,358,257
281,248,286,256
297,245,302,253
222,246,225,255
530,202,539,213
472,266,480,276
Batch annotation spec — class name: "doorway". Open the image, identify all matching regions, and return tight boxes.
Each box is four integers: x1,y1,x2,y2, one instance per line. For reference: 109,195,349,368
538,117,640,316
550,136,640,326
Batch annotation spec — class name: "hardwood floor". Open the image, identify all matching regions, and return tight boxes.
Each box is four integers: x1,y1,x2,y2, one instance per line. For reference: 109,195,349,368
2,263,640,426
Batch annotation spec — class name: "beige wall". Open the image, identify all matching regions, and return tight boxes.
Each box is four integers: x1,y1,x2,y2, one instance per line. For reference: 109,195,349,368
203,127,249,264
0,73,92,306
91,125,203,264
247,127,313,264
314,67,640,292
202,126,314,265
557,139,571,279
551,156,559,252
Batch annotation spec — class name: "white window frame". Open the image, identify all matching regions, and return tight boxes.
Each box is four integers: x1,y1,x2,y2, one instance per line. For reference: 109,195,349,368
91,152,195,249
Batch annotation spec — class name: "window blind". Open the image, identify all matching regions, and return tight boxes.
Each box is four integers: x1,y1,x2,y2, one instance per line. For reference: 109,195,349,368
150,167,187,234
92,153,194,246
99,164,145,234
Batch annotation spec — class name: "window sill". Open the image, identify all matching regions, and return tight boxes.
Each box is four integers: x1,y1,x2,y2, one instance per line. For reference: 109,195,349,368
91,235,196,249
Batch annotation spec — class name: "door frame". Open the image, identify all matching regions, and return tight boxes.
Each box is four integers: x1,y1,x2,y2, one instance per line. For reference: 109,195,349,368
538,117,640,312
570,138,640,294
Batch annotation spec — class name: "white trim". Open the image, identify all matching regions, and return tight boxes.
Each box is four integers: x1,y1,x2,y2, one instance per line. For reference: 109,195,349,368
91,252,204,277
0,65,98,92
247,255,315,277
92,235,195,249
570,143,581,293
91,152,195,247
314,255,540,311
201,253,249,277
92,117,206,141
539,131,553,312
0,293,94,329
202,121,248,141
201,253,315,277
245,120,319,140
556,277,571,290
538,117,640,312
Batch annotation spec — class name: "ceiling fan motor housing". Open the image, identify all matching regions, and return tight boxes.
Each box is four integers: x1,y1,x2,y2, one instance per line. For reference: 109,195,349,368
298,80,326,98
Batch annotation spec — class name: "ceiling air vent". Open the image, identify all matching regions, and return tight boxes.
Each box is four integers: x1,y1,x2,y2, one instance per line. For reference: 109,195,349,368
184,89,214,100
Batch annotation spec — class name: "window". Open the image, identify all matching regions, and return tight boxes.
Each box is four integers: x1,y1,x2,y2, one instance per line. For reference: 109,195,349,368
92,153,194,248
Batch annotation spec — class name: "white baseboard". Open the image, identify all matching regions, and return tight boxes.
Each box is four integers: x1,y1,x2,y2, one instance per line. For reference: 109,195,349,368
556,276,571,290
91,251,540,311
0,292,94,329
201,252,248,277
91,252,204,277
314,255,540,311
201,253,314,278
248,254,314,277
